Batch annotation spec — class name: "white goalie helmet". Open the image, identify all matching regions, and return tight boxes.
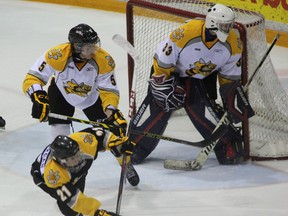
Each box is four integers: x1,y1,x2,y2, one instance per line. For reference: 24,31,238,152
205,4,235,42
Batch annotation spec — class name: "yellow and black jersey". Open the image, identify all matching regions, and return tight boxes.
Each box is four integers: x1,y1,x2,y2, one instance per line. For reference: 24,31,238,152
31,127,130,216
153,19,243,85
31,127,124,216
23,43,119,110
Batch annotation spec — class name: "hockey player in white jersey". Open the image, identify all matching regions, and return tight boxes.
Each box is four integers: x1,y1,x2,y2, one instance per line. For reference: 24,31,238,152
130,4,254,165
23,23,139,186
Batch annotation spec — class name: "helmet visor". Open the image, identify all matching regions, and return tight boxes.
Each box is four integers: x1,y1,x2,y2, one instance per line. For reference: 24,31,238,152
60,151,86,172
217,21,234,34
74,41,101,59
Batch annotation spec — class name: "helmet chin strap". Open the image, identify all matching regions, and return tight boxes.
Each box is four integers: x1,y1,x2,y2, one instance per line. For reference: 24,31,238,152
72,53,87,63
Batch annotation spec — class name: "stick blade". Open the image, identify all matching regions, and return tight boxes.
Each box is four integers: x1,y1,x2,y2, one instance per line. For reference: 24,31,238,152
112,34,140,61
164,159,202,171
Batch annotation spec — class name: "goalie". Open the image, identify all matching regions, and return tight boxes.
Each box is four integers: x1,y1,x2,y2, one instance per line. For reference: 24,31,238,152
130,4,254,165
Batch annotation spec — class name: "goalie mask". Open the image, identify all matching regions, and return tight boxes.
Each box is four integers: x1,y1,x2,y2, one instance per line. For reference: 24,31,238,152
205,4,235,42
68,23,101,62
50,135,86,173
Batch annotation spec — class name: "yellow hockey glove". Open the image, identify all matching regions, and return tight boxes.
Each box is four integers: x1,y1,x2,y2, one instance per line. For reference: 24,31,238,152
105,109,127,137
107,133,136,157
107,134,129,158
94,209,118,216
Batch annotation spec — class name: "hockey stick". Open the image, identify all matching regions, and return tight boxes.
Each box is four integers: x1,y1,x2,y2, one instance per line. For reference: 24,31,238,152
48,97,224,147
49,110,228,148
164,33,280,171
48,113,113,129
112,34,140,216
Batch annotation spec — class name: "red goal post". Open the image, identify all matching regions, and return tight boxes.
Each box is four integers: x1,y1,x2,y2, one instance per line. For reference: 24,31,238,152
126,0,288,161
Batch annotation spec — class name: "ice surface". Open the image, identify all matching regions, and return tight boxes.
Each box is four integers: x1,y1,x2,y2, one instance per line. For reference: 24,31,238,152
0,0,288,215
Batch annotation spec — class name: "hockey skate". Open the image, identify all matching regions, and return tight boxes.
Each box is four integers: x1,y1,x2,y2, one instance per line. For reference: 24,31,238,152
126,162,140,186
0,116,5,129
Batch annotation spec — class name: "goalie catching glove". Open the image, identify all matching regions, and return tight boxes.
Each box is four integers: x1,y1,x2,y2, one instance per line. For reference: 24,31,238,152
105,109,127,137
220,81,255,123
149,75,186,112
31,90,50,122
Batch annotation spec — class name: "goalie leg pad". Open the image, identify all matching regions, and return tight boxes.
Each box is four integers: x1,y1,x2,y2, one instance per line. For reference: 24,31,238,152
130,111,171,164
220,81,255,124
184,78,217,143
130,97,172,164
184,78,245,165
214,135,244,165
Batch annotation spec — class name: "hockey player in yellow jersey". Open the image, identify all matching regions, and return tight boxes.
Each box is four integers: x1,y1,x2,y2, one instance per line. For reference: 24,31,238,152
22,23,139,186
31,126,136,216
130,4,254,165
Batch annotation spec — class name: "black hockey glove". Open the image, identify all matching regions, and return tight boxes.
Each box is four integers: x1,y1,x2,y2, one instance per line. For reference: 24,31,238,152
105,109,127,137
120,140,136,156
149,76,185,112
95,209,118,216
31,90,50,122
220,81,255,124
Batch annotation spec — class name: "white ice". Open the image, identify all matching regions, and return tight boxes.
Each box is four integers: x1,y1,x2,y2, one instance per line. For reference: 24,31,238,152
0,0,288,215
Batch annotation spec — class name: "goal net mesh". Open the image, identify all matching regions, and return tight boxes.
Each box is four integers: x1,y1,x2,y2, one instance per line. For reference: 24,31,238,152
126,0,288,160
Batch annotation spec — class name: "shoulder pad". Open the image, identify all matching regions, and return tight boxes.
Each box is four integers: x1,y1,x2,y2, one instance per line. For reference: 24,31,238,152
43,159,71,188
226,30,243,55
45,43,72,71
70,132,98,158
92,48,115,75
170,19,204,47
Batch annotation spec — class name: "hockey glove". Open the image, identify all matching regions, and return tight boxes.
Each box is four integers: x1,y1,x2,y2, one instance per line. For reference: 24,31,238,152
220,81,255,124
31,90,50,122
105,109,127,137
149,76,185,112
107,134,136,157
120,140,136,156
95,209,118,216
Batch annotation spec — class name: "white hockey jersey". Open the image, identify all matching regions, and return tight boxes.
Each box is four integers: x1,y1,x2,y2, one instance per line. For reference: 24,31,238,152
153,19,243,85
23,43,119,110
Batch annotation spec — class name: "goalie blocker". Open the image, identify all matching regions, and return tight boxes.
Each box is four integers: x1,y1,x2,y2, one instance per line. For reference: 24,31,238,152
130,72,254,165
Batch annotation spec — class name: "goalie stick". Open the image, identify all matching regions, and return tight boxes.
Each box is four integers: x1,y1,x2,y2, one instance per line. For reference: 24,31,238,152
164,33,281,171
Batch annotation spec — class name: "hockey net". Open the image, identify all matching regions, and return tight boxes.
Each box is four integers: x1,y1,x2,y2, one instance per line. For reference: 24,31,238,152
126,0,288,160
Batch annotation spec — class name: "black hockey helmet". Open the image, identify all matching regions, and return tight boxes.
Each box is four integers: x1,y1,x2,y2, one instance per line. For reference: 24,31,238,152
50,135,86,172
68,23,101,62
68,23,100,44
51,135,79,159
